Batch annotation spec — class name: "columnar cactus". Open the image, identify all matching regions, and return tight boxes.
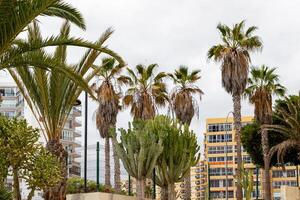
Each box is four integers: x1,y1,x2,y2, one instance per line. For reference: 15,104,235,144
111,120,163,200
146,116,200,200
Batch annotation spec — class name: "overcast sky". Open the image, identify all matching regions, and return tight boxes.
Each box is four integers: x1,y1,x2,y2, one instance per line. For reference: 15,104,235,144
2,0,300,151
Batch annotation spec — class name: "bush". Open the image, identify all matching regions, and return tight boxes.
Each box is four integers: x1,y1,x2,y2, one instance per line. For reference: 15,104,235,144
66,177,116,194
0,185,12,200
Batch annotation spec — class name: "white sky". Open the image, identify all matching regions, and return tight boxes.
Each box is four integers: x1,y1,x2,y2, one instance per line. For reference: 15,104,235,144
2,0,300,152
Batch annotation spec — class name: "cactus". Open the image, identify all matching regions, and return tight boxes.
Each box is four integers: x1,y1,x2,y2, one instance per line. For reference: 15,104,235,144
238,163,254,200
146,116,200,200
111,120,163,200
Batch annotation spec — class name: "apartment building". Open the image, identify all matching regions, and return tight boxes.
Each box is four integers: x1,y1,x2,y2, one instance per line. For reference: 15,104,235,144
204,116,299,200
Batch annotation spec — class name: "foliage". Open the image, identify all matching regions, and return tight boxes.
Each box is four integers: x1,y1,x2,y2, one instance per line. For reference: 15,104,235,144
0,117,61,200
66,178,98,194
146,116,200,200
23,148,62,195
93,57,125,189
0,0,85,56
241,121,300,167
244,65,286,123
111,120,163,199
94,58,124,138
8,21,123,142
238,164,254,200
66,177,129,195
168,66,204,125
111,119,163,180
207,20,262,95
263,93,300,163
0,185,12,200
118,64,168,120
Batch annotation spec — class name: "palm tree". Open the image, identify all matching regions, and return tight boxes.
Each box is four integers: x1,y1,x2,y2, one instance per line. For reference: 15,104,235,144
168,66,203,200
207,20,262,200
8,22,124,200
93,58,125,190
244,65,286,200
263,94,300,164
119,64,168,120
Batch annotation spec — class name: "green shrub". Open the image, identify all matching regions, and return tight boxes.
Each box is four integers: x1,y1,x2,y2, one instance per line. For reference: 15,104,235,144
0,185,12,200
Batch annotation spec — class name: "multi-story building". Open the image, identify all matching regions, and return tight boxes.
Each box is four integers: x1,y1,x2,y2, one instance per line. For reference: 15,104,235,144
204,116,300,200
0,84,24,118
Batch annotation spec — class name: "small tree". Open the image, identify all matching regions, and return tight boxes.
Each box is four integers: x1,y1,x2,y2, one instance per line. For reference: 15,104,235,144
23,148,62,200
145,116,200,200
111,120,163,200
0,117,61,200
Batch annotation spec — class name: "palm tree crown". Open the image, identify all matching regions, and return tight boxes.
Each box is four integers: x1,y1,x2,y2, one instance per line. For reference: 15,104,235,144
94,58,124,138
245,65,286,123
207,20,262,95
168,66,203,125
264,94,300,163
119,64,168,120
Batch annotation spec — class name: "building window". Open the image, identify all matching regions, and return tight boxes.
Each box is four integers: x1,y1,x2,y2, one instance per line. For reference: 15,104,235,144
272,180,297,188
209,168,233,176
208,134,232,143
211,191,234,198
207,123,232,132
208,156,233,162
208,146,233,154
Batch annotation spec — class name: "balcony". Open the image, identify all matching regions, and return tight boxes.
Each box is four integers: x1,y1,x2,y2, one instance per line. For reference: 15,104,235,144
72,107,82,116
74,130,81,137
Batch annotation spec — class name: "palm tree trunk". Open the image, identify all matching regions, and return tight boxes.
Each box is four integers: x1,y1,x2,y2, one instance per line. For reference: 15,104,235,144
232,94,243,200
113,141,121,192
184,170,191,200
105,136,111,187
161,186,168,200
12,168,21,200
167,183,176,200
44,139,68,200
136,179,145,200
262,129,271,200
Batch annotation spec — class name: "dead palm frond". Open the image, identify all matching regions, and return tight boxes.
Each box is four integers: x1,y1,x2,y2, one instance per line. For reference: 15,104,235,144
118,64,168,120
168,65,203,125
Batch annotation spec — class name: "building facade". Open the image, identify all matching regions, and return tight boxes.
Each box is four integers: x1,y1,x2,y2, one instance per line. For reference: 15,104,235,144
204,116,299,200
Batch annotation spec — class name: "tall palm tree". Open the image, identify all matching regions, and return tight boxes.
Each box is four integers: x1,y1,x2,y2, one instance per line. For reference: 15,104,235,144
263,94,300,164
168,66,203,200
93,58,125,190
207,20,262,200
8,22,124,200
244,65,286,200
119,64,168,120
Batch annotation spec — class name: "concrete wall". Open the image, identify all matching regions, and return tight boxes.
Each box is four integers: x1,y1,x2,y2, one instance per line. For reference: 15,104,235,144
67,192,152,200
280,186,300,200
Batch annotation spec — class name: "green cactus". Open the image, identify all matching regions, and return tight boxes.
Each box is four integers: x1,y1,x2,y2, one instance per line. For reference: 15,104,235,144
111,120,163,200
238,163,254,200
145,116,200,200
